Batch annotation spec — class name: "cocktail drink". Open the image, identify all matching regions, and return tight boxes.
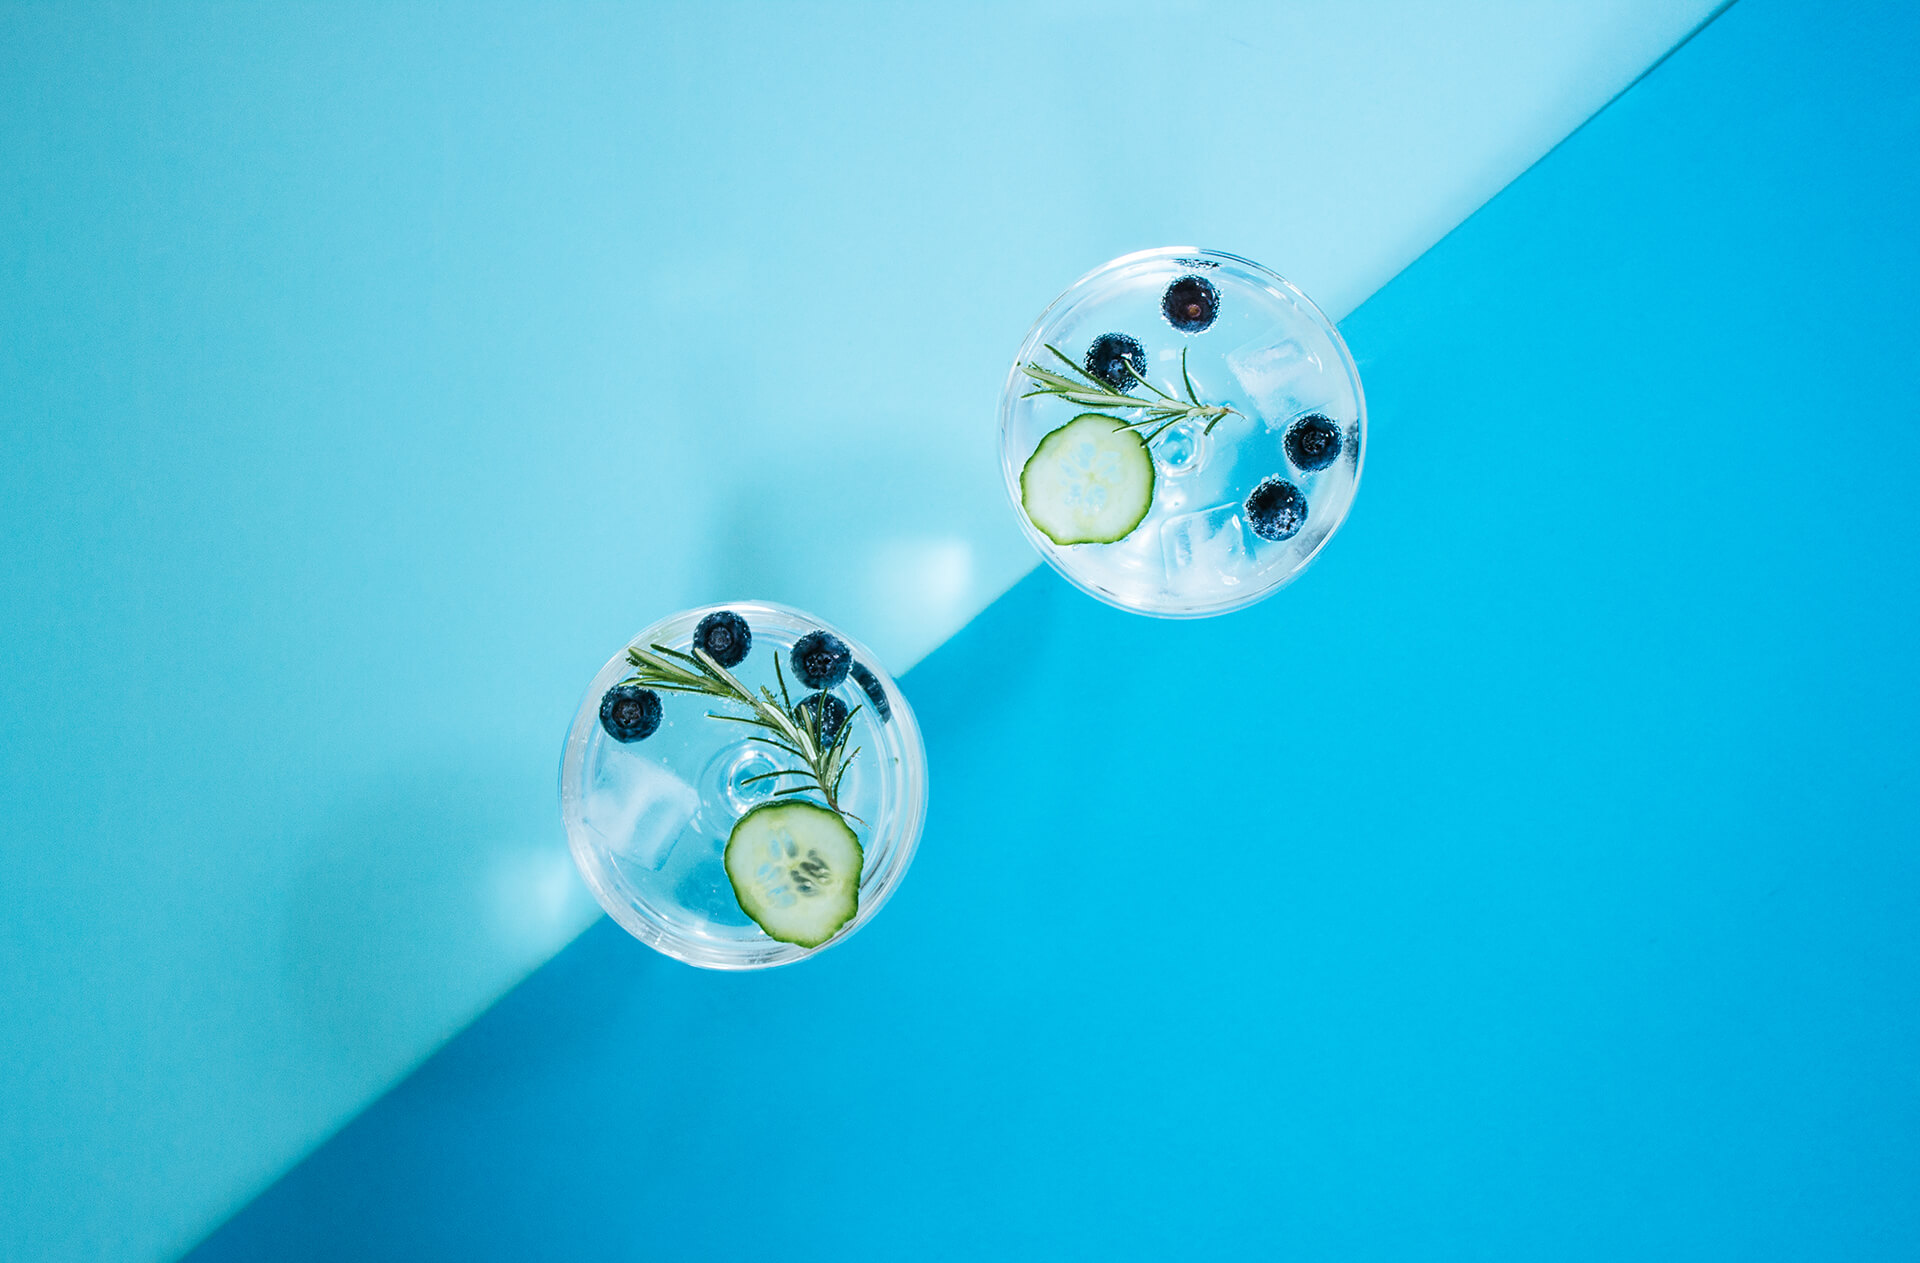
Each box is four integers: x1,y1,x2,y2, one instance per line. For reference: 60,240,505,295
560,602,927,969
999,248,1367,616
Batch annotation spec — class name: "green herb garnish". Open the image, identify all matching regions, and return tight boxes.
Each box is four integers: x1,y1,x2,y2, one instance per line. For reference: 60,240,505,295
1019,343,1240,443
619,644,864,821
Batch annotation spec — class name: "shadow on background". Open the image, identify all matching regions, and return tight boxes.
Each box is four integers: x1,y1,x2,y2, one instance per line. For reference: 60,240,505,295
281,768,595,1082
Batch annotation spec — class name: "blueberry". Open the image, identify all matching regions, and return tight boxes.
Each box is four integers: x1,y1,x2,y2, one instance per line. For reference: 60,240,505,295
1162,275,1219,333
692,609,751,668
598,684,662,742
1284,414,1342,471
1245,476,1308,542
793,691,850,745
1084,333,1148,392
849,661,891,723
791,630,851,689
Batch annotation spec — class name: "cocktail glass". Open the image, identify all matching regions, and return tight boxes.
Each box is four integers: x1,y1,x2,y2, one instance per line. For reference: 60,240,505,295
560,601,927,969
999,247,1366,617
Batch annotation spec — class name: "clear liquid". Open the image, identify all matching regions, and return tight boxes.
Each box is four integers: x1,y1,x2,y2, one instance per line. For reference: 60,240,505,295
1001,250,1365,616
561,603,925,968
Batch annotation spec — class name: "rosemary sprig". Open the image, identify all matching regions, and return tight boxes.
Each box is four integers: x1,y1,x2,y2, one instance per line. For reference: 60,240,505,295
1020,343,1240,443
619,644,865,822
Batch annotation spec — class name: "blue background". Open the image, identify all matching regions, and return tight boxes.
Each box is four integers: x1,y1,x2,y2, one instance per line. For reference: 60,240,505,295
2,2,1734,1258
187,0,1920,1258
6,0,1919,1258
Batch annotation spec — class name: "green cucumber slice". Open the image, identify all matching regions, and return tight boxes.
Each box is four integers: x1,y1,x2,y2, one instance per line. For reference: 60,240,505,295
724,800,863,948
1019,412,1155,545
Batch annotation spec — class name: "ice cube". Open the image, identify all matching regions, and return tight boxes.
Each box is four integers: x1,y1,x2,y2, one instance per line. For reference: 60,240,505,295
582,752,700,870
1225,335,1325,421
1161,502,1256,593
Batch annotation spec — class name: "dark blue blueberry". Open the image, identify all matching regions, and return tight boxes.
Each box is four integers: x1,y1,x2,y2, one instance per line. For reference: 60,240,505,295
598,684,662,742
692,609,752,668
1245,476,1308,542
791,630,851,689
849,661,891,723
1162,275,1219,333
793,691,850,745
1084,333,1148,392
1284,414,1342,471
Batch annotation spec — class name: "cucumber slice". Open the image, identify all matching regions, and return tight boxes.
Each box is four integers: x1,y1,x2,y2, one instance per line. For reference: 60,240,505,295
724,801,863,948
1019,412,1155,545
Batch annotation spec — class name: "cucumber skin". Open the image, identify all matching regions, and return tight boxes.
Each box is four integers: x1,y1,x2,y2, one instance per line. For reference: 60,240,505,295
1019,413,1156,547
724,800,863,949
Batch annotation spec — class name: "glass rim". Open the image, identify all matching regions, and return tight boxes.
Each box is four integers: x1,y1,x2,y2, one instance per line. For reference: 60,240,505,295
559,600,928,969
997,246,1368,618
